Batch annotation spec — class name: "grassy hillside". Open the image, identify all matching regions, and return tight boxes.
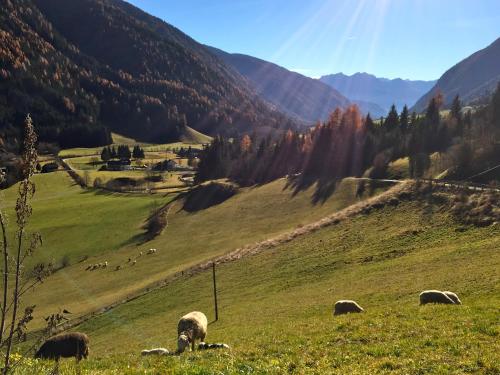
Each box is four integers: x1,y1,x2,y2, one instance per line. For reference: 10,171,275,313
59,132,208,158
14,185,499,374
180,126,213,144
0,172,172,268
4,174,381,330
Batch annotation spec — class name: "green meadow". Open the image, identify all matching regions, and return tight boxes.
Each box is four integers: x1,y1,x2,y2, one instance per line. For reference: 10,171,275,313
11,192,500,374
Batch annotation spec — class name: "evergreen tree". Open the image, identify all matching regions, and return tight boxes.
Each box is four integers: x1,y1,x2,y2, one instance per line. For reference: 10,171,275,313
365,114,376,134
450,95,463,136
132,145,145,159
451,95,462,121
384,105,399,131
400,105,409,133
100,147,111,162
118,145,131,159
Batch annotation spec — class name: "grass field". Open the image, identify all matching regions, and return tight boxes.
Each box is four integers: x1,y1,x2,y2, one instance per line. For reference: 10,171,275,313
13,189,499,374
59,129,209,158
0,171,174,273
62,143,193,191
3,172,383,331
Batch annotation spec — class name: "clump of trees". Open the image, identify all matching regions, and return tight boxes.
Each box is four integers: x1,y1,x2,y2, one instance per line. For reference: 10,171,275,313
197,84,500,186
100,145,145,161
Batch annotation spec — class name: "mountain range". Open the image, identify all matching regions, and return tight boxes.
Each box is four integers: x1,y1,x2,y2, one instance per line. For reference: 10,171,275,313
412,37,500,112
0,0,296,149
208,47,352,123
320,73,436,114
1,0,498,150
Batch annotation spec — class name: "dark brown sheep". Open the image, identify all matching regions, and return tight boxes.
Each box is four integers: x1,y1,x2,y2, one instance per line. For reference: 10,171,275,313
35,332,89,361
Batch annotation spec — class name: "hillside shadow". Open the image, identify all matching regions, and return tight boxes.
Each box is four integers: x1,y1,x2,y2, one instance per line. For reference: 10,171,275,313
181,182,238,212
285,174,341,205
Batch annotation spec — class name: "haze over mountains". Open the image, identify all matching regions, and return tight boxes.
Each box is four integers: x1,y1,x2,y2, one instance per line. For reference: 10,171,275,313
208,47,350,123
320,73,436,114
413,37,500,112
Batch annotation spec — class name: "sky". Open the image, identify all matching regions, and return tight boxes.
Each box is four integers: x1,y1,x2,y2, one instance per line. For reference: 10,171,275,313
126,0,500,81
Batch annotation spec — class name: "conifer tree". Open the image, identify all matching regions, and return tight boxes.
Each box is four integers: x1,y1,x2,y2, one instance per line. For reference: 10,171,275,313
400,105,409,133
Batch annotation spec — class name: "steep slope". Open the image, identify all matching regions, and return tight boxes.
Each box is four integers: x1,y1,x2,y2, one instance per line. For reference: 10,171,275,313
0,0,295,149
320,72,436,113
209,47,350,123
413,37,500,112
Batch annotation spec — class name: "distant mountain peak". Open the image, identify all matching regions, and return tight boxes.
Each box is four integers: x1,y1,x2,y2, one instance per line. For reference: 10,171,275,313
320,72,436,112
208,47,351,123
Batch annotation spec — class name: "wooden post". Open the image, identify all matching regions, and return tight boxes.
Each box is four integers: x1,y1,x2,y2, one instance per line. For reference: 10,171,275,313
212,262,219,321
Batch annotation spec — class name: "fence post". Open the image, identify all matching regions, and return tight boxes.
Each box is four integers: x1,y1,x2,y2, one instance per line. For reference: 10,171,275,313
212,262,218,321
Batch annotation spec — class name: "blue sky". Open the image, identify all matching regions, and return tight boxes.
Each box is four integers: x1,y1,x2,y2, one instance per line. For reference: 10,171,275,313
126,0,500,81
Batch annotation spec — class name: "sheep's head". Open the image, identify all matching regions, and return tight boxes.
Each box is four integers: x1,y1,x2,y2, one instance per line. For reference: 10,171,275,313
177,334,190,353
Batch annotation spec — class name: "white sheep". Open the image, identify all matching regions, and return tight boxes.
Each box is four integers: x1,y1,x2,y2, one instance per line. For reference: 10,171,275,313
419,290,455,305
131,260,137,266
141,348,169,356
147,248,157,254
177,311,207,353
333,300,364,315
103,261,108,268
442,291,462,305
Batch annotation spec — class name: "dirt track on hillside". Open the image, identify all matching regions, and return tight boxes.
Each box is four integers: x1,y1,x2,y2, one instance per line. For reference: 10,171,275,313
39,180,415,335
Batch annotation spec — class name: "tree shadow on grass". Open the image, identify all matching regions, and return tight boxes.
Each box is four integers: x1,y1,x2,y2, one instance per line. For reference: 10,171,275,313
284,174,341,205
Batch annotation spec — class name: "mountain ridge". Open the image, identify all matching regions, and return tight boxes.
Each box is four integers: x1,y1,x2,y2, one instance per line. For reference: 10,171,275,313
320,72,436,113
208,46,354,123
412,37,500,111
0,0,297,149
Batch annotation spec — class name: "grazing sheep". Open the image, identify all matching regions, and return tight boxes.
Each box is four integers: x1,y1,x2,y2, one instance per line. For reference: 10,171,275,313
419,290,455,305
177,311,208,353
198,342,230,350
443,291,462,305
141,348,169,356
147,248,157,255
138,251,143,257
35,332,89,361
333,300,364,315
85,265,92,271
127,258,131,263
131,260,136,266
103,261,108,268
115,265,121,271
